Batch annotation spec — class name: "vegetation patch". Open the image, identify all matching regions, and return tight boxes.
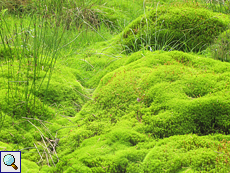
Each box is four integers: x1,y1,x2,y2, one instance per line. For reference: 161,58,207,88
1,0,230,172
117,3,230,54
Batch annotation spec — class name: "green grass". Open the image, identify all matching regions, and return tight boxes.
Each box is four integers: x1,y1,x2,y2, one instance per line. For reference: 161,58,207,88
1,0,230,172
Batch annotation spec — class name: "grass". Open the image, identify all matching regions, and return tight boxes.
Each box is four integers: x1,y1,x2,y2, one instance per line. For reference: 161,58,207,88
1,0,230,172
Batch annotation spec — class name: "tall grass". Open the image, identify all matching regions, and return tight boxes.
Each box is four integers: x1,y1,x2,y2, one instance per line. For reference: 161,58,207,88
0,1,67,125
0,0,148,167
0,0,71,167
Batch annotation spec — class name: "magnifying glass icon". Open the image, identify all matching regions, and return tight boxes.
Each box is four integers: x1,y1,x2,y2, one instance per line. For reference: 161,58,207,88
3,154,18,170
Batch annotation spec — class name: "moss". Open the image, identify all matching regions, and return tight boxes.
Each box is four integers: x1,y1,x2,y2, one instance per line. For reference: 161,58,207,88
2,46,230,173
0,141,13,151
21,159,40,172
117,3,230,54
2,1,230,172
0,55,89,118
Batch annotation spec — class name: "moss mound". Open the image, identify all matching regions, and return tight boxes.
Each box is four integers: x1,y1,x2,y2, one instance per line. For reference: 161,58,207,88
117,3,230,53
43,50,230,172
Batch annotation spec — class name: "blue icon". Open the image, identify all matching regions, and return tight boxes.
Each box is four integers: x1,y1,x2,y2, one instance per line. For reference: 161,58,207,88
3,154,18,170
1,151,21,173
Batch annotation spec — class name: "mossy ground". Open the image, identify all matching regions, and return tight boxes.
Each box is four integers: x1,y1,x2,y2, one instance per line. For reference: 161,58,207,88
1,0,230,172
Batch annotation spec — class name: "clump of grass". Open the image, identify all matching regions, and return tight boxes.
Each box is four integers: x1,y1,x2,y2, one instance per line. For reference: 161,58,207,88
118,0,230,57
0,2,68,168
120,0,230,61
207,29,230,62
0,7,65,121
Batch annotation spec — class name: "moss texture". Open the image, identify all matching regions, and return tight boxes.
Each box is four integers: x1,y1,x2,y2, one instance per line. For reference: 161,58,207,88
117,3,230,53
1,0,230,173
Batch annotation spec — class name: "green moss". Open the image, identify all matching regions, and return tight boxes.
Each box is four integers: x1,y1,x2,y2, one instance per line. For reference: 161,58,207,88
0,141,13,151
117,3,230,54
21,159,40,173
2,1,230,172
